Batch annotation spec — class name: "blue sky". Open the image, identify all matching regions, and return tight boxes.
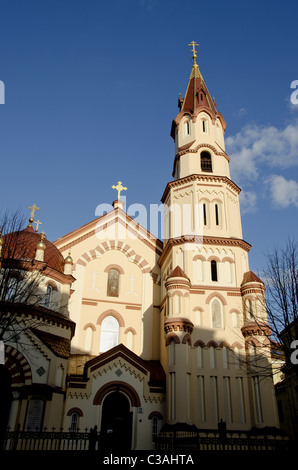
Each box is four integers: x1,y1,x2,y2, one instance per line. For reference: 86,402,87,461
0,0,297,275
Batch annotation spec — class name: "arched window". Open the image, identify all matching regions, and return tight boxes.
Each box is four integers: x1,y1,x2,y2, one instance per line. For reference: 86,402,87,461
45,285,52,307
107,269,120,297
211,299,222,328
84,327,93,352
201,151,212,172
99,315,119,352
184,117,191,136
211,260,218,282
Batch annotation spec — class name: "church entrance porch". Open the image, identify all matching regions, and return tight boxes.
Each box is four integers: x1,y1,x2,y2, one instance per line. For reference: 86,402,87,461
100,391,133,451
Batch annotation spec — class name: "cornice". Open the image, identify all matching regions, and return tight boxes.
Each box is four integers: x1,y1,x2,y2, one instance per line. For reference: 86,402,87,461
158,235,251,267
161,174,241,203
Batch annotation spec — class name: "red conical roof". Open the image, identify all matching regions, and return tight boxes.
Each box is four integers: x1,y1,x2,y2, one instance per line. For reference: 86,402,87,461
167,265,189,280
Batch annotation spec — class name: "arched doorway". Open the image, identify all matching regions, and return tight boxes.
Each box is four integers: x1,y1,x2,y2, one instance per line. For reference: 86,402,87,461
101,391,133,450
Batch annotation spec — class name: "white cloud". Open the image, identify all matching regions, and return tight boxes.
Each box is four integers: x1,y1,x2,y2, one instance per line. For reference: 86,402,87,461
265,174,298,208
239,190,257,214
226,121,298,183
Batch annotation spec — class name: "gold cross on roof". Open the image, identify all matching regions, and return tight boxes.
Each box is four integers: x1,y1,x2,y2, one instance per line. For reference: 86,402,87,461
34,220,42,232
28,203,39,219
188,41,199,65
112,181,127,200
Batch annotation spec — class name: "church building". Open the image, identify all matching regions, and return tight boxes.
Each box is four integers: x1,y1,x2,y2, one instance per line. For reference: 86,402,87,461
2,43,280,450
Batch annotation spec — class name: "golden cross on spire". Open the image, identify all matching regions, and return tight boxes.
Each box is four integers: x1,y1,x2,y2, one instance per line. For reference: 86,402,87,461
34,220,42,232
112,181,127,200
40,231,46,241
188,41,199,65
28,203,39,219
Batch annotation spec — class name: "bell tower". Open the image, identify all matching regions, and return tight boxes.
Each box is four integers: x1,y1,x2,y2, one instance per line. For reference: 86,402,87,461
159,43,278,431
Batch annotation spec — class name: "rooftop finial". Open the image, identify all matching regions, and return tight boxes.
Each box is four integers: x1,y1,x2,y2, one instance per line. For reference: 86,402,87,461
34,220,42,232
28,203,39,227
188,41,199,66
112,181,127,200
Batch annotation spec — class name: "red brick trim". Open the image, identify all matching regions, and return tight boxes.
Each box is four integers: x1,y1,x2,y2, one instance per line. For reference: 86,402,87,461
124,327,137,335
206,292,227,306
182,333,192,345
93,381,141,407
83,323,96,331
148,411,163,420
5,345,32,386
97,310,125,327
165,332,180,346
67,407,84,417
104,264,125,274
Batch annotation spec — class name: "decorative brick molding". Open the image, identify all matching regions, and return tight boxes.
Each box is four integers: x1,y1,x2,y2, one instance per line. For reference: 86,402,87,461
206,292,227,306
165,332,180,346
164,317,194,335
5,345,32,386
93,381,141,407
104,264,125,274
83,322,96,331
75,240,152,274
96,309,125,327
162,173,240,203
193,339,244,349
241,321,271,339
148,411,163,420
67,407,84,417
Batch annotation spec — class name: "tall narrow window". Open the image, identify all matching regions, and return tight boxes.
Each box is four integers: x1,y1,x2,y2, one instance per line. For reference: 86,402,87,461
237,377,246,423
253,376,263,423
212,299,222,328
6,277,17,301
99,315,119,352
200,151,212,172
169,339,175,365
198,376,205,422
70,412,79,432
186,120,190,135
224,377,232,423
203,203,207,226
45,285,52,307
211,260,218,282
210,376,218,422
152,416,159,443
170,372,176,420
107,269,119,297
215,204,219,226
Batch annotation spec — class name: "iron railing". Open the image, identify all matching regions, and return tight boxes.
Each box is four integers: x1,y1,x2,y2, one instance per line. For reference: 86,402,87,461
155,430,291,451
3,426,292,452
3,425,100,451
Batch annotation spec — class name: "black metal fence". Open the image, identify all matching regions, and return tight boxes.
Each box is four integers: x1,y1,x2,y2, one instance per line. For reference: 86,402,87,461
155,430,292,452
3,426,101,451
3,426,292,452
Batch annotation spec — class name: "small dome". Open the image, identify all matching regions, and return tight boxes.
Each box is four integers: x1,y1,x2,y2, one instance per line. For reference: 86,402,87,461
1,225,65,273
